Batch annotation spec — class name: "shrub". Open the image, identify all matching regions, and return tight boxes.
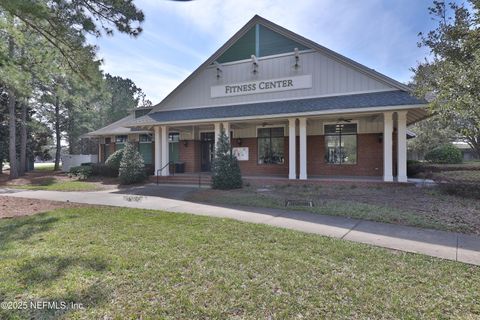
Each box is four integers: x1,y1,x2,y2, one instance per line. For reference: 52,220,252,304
91,163,118,177
69,165,93,180
105,149,125,172
425,144,462,164
211,128,242,190
118,142,146,184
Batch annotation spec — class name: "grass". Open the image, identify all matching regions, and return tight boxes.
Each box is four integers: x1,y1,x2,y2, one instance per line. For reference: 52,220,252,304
187,183,480,235
436,170,480,182
10,178,102,192
190,191,449,231
0,207,478,319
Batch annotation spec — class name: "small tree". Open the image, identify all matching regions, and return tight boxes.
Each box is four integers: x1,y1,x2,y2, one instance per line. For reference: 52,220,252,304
211,128,242,190
118,142,146,184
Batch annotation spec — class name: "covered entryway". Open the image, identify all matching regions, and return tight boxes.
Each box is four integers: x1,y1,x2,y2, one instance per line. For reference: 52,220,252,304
200,132,215,172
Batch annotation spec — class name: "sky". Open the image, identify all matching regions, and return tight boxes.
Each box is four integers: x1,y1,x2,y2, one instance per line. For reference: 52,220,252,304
88,0,438,105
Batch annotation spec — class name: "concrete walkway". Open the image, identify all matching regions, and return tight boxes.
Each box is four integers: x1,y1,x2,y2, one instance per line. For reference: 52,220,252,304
1,188,479,266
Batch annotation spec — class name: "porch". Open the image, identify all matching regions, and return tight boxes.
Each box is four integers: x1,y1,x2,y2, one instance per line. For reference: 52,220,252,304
147,110,414,182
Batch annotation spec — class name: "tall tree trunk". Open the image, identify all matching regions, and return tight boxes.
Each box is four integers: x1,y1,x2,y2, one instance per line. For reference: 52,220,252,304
19,100,27,175
7,31,18,179
8,90,18,179
54,95,61,171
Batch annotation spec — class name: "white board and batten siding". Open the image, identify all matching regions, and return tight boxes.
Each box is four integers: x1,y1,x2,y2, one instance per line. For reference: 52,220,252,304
155,50,396,111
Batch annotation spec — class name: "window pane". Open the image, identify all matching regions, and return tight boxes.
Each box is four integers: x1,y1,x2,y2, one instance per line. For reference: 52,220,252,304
139,134,152,142
342,135,357,164
115,135,127,143
257,127,285,164
169,133,179,142
324,135,357,164
271,127,284,137
257,128,270,138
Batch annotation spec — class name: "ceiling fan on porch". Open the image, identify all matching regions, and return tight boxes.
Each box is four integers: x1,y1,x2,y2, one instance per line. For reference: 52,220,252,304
336,118,352,123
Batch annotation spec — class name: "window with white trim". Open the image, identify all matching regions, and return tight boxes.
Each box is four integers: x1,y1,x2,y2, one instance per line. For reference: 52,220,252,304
257,127,285,164
324,123,357,164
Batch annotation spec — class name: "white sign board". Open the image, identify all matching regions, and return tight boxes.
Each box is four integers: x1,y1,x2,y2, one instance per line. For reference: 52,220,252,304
232,147,249,161
211,75,312,98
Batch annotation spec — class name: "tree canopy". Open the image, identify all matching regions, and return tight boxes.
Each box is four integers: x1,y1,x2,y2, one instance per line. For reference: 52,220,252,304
413,0,480,157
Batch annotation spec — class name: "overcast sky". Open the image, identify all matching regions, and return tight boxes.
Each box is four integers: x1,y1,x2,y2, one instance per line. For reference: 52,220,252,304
88,0,437,105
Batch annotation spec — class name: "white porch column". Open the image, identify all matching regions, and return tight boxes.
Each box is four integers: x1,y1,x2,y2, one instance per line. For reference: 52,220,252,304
222,122,230,140
383,112,393,182
161,125,169,176
288,118,297,180
397,111,408,182
299,117,307,180
214,122,221,150
154,126,161,176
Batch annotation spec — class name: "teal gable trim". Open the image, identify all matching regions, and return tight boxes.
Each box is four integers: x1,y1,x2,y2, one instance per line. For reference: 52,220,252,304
258,25,309,57
216,23,310,64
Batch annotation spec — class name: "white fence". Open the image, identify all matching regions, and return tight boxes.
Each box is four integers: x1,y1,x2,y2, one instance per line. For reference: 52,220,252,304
61,154,98,172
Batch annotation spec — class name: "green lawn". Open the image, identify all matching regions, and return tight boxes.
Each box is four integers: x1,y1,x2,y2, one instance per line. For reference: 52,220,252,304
0,207,478,319
10,178,102,192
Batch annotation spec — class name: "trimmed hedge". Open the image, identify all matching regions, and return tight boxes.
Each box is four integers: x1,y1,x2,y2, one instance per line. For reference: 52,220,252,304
91,163,118,177
69,165,93,180
425,144,462,164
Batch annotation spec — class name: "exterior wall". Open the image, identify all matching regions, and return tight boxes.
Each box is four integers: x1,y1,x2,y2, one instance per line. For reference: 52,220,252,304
231,137,289,176
307,134,383,177
155,51,395,111
179,140,201,173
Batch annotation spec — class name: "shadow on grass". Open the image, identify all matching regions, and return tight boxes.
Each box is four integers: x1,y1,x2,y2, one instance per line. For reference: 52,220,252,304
0,213,59,250
2,256,111,319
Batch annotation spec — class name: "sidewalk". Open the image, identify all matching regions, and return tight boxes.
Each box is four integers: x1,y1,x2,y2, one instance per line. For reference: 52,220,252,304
1,188,479,266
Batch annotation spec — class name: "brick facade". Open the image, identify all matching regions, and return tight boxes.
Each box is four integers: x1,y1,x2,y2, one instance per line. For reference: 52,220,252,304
179,140,201,173
148,133,389,177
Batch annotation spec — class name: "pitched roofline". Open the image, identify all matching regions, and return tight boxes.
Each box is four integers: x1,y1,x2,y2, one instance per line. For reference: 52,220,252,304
152,15,411,111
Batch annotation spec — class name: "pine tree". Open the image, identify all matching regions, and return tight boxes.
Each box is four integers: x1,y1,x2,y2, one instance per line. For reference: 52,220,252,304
211,128,242,190
118,142,146,185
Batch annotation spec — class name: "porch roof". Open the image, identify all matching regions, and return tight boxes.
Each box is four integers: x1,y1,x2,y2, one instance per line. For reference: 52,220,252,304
129,90,427,127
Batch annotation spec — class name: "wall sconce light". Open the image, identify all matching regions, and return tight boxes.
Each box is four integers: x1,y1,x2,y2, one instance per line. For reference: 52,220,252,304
183,140,188,147
378,133,383,144
294,47,300,69
251,55,258,74
237,138,242,146
214,61,222,79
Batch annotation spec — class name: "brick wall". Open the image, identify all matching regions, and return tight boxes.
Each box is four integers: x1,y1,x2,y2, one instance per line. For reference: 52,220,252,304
307,134,383,176
176,134,386,177
179,140,201,173
231,137,289,176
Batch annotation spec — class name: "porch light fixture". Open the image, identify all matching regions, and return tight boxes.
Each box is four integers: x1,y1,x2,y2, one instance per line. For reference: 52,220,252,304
237,138,242,146
214,61,222,78
378,133,383,144
183,140,188,147
251,55,258,74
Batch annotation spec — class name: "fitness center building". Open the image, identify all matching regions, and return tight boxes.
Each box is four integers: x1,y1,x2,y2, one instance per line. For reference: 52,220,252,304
87,15,428,182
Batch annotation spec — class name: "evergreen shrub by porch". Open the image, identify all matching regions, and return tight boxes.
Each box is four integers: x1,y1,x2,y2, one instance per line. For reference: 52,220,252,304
425,144,462,164
118,142,146,184
211,129,242,190
105,149,125,172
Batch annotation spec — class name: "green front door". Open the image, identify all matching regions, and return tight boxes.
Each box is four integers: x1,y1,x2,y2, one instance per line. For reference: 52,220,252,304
139,143,153,164
169,133,180,163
